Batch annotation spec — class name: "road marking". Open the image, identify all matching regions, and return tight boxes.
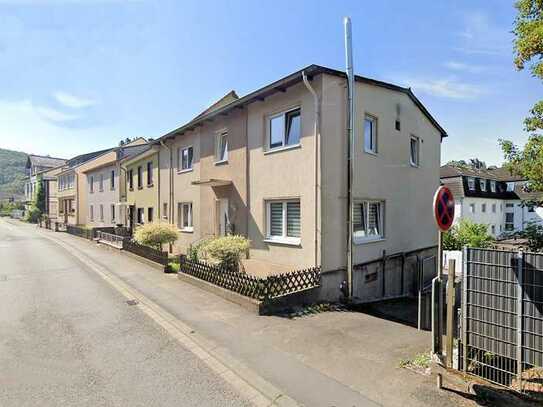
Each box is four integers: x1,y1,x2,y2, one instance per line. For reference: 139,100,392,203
39,230,299,407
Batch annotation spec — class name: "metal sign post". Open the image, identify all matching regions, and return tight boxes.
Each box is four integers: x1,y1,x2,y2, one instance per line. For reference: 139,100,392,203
431,186,455,358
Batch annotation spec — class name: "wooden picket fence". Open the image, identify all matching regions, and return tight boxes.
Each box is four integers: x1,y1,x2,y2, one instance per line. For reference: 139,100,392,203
179,255,321,301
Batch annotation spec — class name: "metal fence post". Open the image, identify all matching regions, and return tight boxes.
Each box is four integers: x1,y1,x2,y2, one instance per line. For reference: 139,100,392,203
516,250,524,390
462,246,468,372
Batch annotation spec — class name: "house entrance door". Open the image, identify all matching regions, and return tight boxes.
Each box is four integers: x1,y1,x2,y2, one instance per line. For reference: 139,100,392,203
218,198,229,236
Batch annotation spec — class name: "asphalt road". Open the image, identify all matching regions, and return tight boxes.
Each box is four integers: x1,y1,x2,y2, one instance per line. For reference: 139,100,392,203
0,219,251,407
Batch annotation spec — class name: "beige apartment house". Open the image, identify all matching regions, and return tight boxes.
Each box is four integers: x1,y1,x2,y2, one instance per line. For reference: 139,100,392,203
150,64,446,301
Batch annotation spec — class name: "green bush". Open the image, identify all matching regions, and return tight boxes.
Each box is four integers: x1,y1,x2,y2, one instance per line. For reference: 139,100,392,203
520,222,543,252
197,235,250,270
24,205,41,224
443,219,494,250
133,222,179,251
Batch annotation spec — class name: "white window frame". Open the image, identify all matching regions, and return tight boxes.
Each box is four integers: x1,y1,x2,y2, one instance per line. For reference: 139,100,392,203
266,107,302,152
178,146,193,172
89,176,94,193
353,200,385,244
480,179,486,192
490,180,496,193
363,114,378,155
409,135,420,167
177,202,193,232
492,203,496,213
137,208,144,224
110,170,115,190
147,161,153,186
507,182,515,192
265,199,301,245
111,204,116,224
99,174,104,192
467,177,475,191
481,203,486,213
215,130,229,163
90,205,94,222
469,203,475,213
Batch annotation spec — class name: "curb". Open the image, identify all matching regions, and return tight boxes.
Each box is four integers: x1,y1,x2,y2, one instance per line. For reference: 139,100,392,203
40,230,300,407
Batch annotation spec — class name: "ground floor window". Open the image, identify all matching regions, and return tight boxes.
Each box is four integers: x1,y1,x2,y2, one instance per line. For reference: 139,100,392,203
90,205,94,222
163,202,168,220
265,199,301,244
111,204,116,223
148,207,154,223
505,212,514,231
177,202,193,231
137,208,144,224
353,200,384,243
100,204,104,222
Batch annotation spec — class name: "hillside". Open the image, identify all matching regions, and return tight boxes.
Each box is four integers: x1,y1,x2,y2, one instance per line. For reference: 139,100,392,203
0,148,27,196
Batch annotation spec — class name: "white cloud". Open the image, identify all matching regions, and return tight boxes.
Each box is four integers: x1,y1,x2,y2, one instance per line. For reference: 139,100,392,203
407,77,485,100
444,61,486,74
35,105,79,122
455,12,510,56
54,91,96,109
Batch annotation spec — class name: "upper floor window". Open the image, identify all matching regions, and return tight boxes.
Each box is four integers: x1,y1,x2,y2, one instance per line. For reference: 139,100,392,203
147,162,153,186
469,203,475,213
179,146,193,171
409,135,420,167
479,179,486,191
110,170,115,190
216,131,228,163
266,199,301,244
353,200,384,243
268,107,301,150
111,204,116,223
89,176,94,193
492,203,496,213
128,169,133,190
467,177,475,191
99,174,104,192
137,166,143,189
506,182,515,192
364,115,377,154
481,203,486,213
90,205,94,222
99,204,104,221
490,180,496,193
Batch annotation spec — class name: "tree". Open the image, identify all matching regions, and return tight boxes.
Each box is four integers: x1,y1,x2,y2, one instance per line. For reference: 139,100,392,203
500,1,543,193
34,175,46,214
442,219,495,250
520,221,543,251
133,222,178,251
446,159,486,170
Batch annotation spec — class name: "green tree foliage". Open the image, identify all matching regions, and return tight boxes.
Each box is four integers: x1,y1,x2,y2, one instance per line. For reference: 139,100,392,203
500,1,543,192
446,158,486,170
133,222,179,250
520,221,543,251
34,176,46,214
442,219,495,250
0,148,27,195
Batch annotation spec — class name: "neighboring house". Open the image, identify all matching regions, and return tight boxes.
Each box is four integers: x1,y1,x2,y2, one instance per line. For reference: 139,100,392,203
440,165,543,236
151,64,446,294
121,145,160,229
24,154,66,207
84,143,149,228
36,165,64,221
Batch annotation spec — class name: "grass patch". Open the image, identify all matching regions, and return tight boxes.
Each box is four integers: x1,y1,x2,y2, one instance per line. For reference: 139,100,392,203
399,352,431,369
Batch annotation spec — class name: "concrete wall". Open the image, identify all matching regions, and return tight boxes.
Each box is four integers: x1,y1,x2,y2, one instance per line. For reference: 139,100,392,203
320,73,441,272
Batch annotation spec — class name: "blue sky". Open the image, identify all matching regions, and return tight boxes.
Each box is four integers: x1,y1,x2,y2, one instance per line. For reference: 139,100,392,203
0,0,539,165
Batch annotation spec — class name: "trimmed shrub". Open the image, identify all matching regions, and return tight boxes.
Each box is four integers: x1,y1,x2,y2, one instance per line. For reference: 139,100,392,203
24,205,41,224
443,219,494,250
133,222,178,251
202,235,250,270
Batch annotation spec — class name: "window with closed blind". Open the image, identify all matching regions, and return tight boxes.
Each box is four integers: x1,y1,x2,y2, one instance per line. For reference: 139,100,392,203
353,200,384,243
266,199,301,244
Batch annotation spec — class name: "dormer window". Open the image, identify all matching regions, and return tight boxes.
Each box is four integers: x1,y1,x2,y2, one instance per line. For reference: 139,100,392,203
490,180,496,193
480,179,486,191
467,177,475,191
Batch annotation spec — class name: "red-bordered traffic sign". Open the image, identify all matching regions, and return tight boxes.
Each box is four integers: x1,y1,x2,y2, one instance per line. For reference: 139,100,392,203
433,186,455,231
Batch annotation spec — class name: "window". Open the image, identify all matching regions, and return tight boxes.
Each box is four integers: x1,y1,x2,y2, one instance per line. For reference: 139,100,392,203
505,212,514,231
216,131,228,162
481,203,486,213
128,169,133,190
506,203,514,208
163,202,168,219
99,204,104,222
469,203,475,213
147,207,154,223
179,146,193,171
507,182,515,192
111,204,116,223
266,199,301,244
137,166,143,189
490,180,496,193
89,176,94,193
177,202,193,231
353,200,384,243
364,115,377,154
395,120,401,131
528,205,535,213
268,108,301,150
137,208,144,224
146,162,153,186
491,225,495,234
110,170,115,190
479,179,486,191
90,205,94,222
409,136,420,167
99,174,104,192
500,204,503,211
492,203,496,213
467,177,475,191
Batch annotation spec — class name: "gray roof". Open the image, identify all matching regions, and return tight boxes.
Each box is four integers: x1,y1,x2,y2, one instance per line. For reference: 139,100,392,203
440,165,524,182
26,154,66,169
117,144,152,161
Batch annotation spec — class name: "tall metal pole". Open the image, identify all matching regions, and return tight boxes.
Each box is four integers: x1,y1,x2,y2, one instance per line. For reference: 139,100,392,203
344,17,355,299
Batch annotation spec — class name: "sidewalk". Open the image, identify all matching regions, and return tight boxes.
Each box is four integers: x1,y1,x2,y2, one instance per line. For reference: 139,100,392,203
39,225,479,407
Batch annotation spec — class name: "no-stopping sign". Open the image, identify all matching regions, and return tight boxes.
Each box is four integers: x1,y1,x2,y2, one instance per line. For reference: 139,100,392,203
433,186,455,231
